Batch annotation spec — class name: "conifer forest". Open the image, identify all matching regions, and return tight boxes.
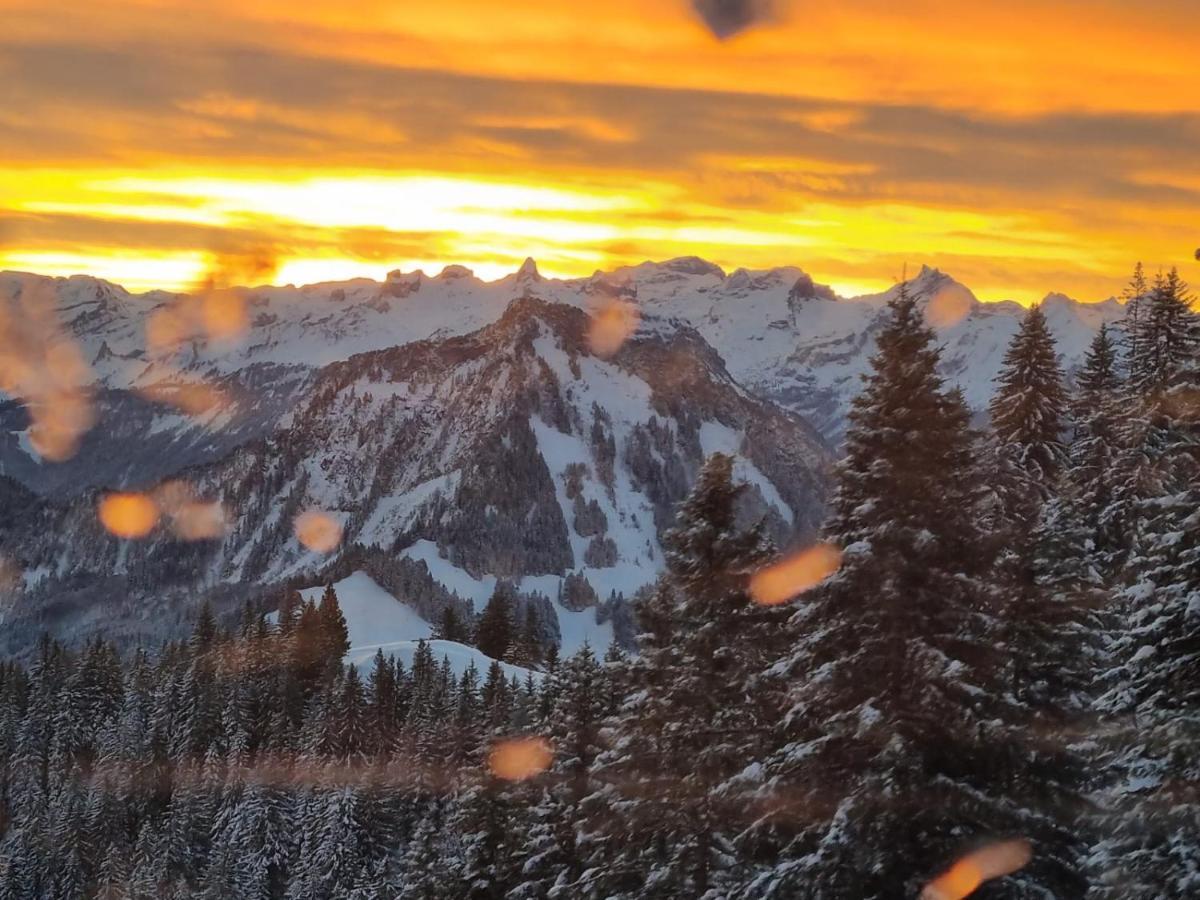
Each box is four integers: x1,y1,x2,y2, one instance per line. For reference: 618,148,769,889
1,265,1198,898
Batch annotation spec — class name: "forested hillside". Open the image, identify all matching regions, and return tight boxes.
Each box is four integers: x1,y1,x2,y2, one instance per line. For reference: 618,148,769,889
0,265,1196,898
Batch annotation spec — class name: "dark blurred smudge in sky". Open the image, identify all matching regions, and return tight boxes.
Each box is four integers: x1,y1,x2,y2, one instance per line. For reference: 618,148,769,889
690,0,777,39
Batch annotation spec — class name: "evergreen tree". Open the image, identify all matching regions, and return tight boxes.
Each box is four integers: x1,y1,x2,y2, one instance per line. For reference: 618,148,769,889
229,774,294,900
1089,483,1200,896
454,771,524,900
1069,324,1124,563
481,661,513,732
332,665,372,768
476,587,515,662
190,602,218,654
367,649,399,757
752,283,1084,897
515,645,607,897
276,590,302,638
317,585,350,667
1121,261,1150,384
600,641,628,718
581,453,776,898
287,780,370,900
437,605,469,644
399,816,459,899
1108,268,1199,540
290,600,326,704
450,662,484,772
1090,268,1200,897
990,302,1069,487
96,837,134,900
987,305,1092,812
1129,268,1197,401
512,606,545,669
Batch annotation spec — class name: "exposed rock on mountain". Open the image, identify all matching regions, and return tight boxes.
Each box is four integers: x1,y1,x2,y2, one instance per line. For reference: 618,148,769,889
0,285,829,655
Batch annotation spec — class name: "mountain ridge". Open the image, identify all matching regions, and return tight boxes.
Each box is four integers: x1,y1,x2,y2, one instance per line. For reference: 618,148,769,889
0,257,1125,454
0,288,830,656
0,256,1127,656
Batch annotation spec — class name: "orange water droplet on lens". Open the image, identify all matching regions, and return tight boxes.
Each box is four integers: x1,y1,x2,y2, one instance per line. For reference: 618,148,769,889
588,299,639,358
146,307,187,354
750,543,842,605
294,510,342,553
140,377,229,417
921,840,1033,900
152,479,193,513
201,289,248,342
46,340,87,383
99,493,160,539
172,501,228,541
29,400,90,462
922,861,983,900
0,555,19,597
489,737,553,781
925,283,974,330
1,283,95,461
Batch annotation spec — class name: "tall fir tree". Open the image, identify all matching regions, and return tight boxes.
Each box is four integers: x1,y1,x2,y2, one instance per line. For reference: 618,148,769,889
1121,261,1150,386
580,453,777,898
317,585,350,668
1091,267,1200,897
990,302,1069,488
1068,324,1124,565
512,644,607,898
751,282,1084,897
987,303,1091,763
437,605,469,644
476,588,515,662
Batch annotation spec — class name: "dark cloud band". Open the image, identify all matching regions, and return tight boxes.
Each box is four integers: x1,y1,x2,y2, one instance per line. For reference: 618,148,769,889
1,38,1197,216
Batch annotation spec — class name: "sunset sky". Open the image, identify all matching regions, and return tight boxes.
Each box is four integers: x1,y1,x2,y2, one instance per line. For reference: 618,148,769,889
2,0,1198,302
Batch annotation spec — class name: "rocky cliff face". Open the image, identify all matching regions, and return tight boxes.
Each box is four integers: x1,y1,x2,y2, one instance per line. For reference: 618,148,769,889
0,288,830,655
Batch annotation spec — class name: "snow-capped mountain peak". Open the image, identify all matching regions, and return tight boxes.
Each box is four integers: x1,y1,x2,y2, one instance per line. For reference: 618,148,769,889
1,259,1125,490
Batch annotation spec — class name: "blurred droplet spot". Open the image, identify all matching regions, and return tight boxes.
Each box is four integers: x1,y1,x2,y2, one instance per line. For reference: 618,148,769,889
750,543,842,605
98,492,160,539
146,306,188,355
144,246,275,354
489,737,554,781
0,282,95,461
588,298,640,358
294,510,342,553
0,555,20,598
154,482,228,540
173,501,227,540
200,289,248,343
925,283,974,330
921,839,1033,900
139,377,230,417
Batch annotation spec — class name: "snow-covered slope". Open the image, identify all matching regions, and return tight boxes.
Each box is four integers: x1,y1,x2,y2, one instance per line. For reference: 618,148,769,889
292,571,539,681
0,292,829,655
395,541,614,658
0,256,1126,655
297,571,433,649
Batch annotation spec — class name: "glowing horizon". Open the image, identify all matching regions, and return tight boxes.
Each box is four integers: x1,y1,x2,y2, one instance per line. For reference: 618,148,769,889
2,0,1197,304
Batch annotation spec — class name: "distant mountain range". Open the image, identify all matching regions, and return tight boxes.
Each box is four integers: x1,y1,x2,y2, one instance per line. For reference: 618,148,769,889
0,258,1124,656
